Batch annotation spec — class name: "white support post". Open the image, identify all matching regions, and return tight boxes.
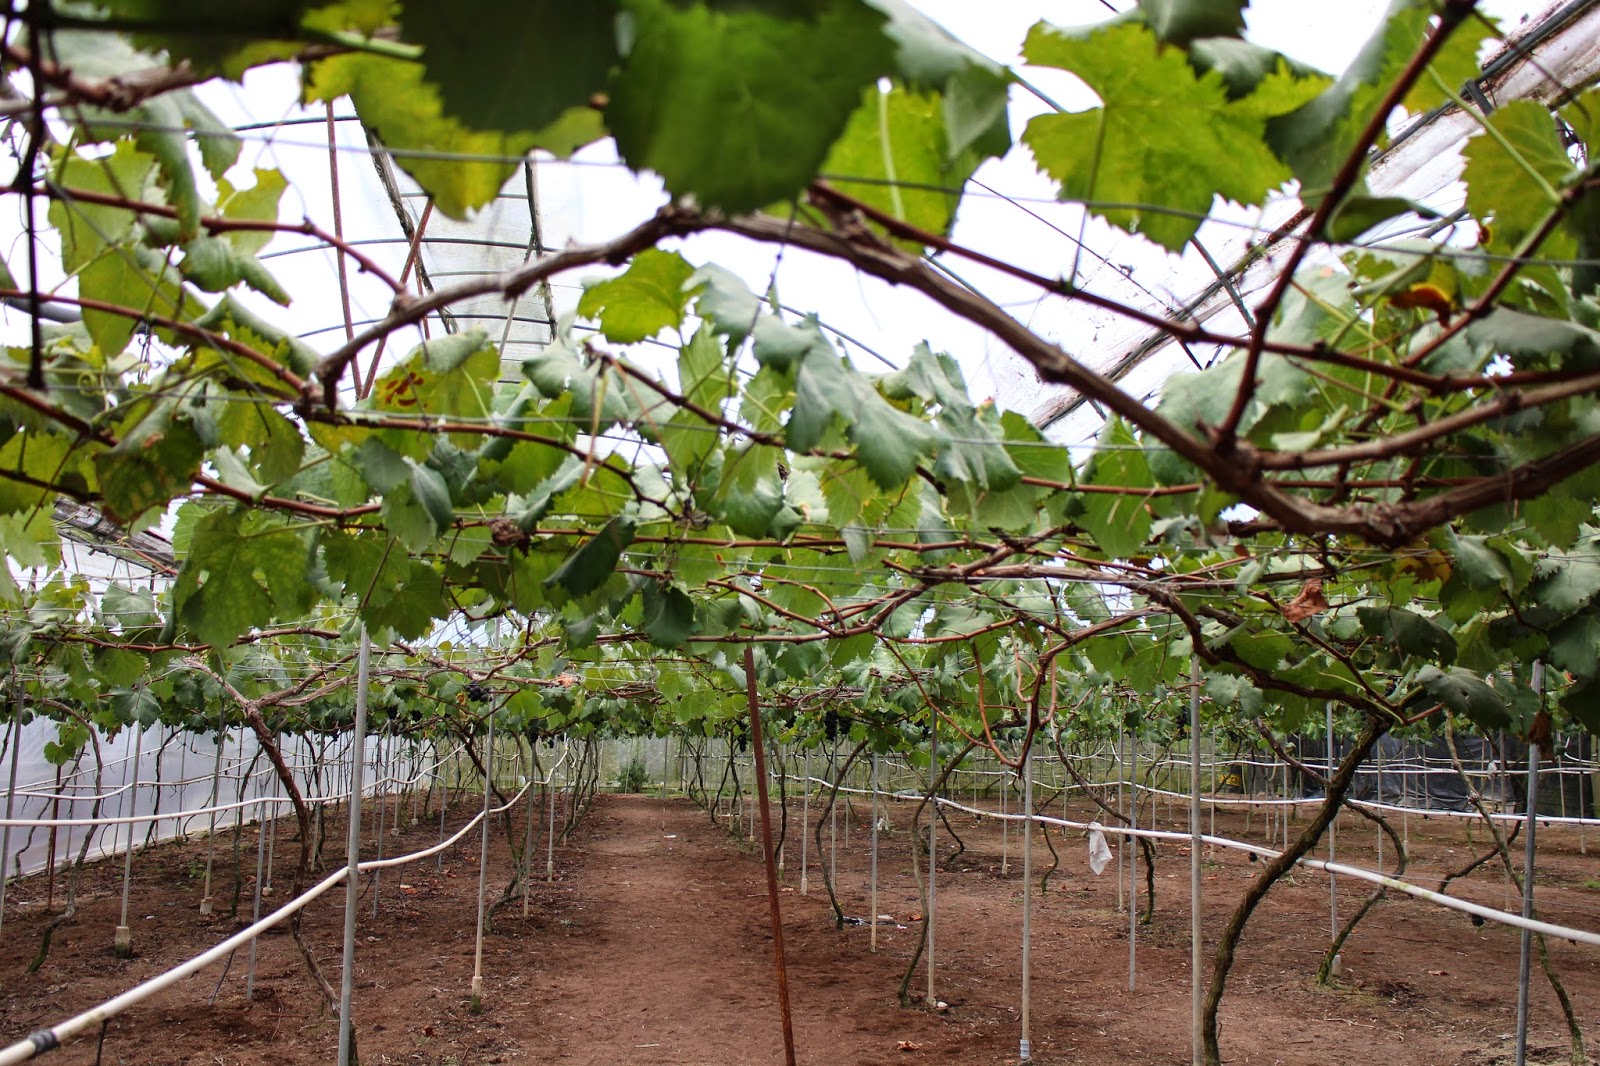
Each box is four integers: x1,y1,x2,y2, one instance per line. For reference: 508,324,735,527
870,754,880,954
471,712,496,1005
1190,661,1203,1066
1514,661,1544,1066
926,710,938,1008
337,628,372,1066
115,725,143,957
1327,702,1338,947
199,709,226,916
0,680,22,942
799,750,810,896
1128,732,1138,992
1020,749,1034,1062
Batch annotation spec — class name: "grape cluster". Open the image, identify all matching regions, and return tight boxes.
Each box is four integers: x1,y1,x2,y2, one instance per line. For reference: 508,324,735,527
464,682,489,704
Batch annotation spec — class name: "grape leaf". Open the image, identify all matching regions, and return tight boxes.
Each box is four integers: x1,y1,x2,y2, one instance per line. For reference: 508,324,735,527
607,0,895,213
403,1,618,135
1022,21,1296,251
577,250,696,344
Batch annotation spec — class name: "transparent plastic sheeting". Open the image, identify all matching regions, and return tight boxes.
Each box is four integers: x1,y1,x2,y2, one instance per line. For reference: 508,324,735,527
1,719,452,877
0,746,572,1066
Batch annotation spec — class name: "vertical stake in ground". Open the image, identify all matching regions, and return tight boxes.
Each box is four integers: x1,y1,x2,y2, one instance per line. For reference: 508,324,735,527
471,710,496,1007
1189,659,1203,1066
742,646,798,1066
1128,731,1138,992
1514,660,1543,1066
870,753,880,954
1326,702,1339,952
1020,747,1034,1062
1,675,23,941
115,723,143,957
247,755,268,998
338,627,372,1066
199,706,226,915
927,708,938,1008
800,749,810,895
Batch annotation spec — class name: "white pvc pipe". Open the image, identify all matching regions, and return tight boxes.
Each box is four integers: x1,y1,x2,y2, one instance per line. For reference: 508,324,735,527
0,767,541,1066
471,712,495,1003
337,629,371,1066
115,725,143,956
926,712,938,1008
1019,751,1033,1062
1190,663,1202,1066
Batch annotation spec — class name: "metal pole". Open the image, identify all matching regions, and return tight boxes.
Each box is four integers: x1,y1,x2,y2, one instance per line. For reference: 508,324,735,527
1116,727,1125,913
523,741,537,918
546,740,558,882
264,739,279,896
1000,763,1009,876
371,736,385,918
1327,702,1337,944
742,646,798,1066
1190,661,1203,1066
800,750,810,895
1020,749,1034,1061
337,627,372,1066
927,709,938,1007
1129,733,1138,991
1514,661,1543,1066
199,709,226,916
471,711,496,1005
870,754,880,953
1,675,21,940
435,741,450,872
246,752,268,997
115,725,143,957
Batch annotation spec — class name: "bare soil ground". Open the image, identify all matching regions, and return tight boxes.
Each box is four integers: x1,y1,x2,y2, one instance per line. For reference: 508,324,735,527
2,786,1598,1065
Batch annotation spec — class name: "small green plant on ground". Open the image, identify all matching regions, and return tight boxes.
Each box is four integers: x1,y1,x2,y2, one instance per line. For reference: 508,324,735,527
618,757,649,794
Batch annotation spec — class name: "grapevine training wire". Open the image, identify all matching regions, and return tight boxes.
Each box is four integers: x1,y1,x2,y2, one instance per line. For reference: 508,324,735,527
799,776,1600,948
0,748,568,1066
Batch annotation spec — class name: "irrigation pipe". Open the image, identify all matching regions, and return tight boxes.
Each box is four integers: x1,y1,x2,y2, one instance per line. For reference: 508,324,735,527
0,750,554,1066
812,779,1600,949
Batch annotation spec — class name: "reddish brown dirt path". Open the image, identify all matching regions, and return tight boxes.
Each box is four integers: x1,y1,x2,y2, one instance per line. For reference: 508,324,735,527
2,790,1598,1065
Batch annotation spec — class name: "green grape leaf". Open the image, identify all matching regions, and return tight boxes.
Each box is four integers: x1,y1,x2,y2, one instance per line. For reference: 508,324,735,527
577,250,696,343
362,559,444,639
48,143,158,273
96,400,209,523
307,54,575,220
1356,605,1456,665
1268,3,1494,196
172,509,311,649
546,516,638,597
642,582,699,647
1415,665,1511,732
865,0,1011,159
714,445,785,537
1075,419,1152,560
818,84,981,244
402,1,617,135
607,0,895,213
215,169,287,256
1022,20,1296,251
1465,308,1600,369
1463,100,1574,254
1137,0,1245,46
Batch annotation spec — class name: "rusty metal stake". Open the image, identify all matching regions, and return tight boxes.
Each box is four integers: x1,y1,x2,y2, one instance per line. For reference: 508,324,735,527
744,645,797,1066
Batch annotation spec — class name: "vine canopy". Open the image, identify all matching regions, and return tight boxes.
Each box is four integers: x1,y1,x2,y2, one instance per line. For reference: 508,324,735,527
2,0,1600,758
